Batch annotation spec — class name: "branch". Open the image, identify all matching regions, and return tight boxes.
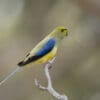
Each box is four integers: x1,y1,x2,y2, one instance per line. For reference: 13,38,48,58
34,57,68,100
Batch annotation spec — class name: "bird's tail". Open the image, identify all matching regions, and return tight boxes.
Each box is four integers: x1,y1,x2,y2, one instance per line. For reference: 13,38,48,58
0,67,21,86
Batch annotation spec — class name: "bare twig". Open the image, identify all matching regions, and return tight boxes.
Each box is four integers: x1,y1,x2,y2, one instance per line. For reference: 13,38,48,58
34,57,68,100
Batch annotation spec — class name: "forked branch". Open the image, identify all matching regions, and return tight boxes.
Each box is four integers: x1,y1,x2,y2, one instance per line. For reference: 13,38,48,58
34,57,68,100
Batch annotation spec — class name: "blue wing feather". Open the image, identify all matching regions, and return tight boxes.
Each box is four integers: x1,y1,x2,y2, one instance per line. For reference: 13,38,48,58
18,38,56,66
36,38,55,56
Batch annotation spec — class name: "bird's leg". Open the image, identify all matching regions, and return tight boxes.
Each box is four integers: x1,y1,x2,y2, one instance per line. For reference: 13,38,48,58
44,57,56,69
48,57,56,69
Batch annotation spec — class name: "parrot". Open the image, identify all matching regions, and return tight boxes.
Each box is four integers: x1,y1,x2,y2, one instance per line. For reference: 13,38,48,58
0,26,68,86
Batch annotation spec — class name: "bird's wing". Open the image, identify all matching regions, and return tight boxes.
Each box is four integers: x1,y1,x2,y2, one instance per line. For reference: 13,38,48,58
18,38,56,66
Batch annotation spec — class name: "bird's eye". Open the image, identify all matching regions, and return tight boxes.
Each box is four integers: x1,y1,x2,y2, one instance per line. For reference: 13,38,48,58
61,29,66,32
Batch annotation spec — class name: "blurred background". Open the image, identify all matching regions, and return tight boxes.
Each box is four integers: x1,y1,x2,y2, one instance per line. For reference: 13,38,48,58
0,0,100,100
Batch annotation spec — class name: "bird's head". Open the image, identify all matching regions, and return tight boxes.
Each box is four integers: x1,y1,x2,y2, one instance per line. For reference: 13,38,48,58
50,26,68,40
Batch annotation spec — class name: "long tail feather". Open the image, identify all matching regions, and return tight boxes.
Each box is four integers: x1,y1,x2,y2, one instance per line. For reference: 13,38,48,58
0,67,21,86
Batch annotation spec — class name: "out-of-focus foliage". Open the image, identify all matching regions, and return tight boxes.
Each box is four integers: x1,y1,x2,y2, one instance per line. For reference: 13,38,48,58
0,0,100,100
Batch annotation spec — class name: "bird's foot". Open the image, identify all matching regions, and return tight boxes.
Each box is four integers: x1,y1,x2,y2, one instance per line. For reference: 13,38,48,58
48,57,56,69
